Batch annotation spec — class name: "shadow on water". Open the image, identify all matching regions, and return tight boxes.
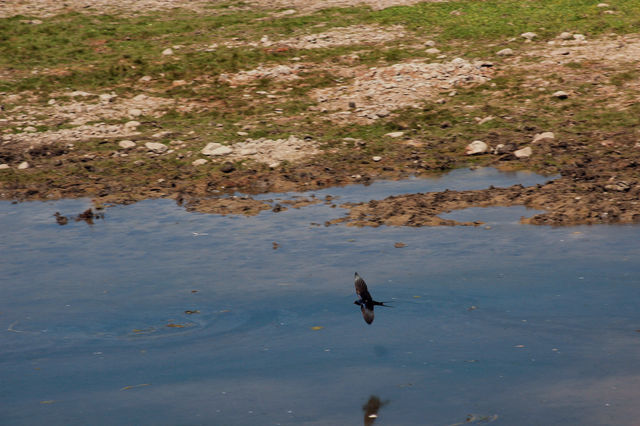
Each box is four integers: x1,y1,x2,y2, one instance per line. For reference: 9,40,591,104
2,168,640,425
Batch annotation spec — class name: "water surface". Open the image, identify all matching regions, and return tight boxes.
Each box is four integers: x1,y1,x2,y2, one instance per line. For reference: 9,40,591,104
2,168,640,425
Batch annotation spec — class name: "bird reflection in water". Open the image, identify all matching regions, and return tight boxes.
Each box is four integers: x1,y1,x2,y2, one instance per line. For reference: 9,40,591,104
362,395,389,425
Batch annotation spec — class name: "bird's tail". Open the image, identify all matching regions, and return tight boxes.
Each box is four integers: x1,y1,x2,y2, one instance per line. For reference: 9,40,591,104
374,301,393,307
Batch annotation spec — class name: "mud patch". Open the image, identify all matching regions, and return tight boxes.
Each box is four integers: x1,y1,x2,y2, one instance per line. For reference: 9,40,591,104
184,196,272,215
333,177,640,227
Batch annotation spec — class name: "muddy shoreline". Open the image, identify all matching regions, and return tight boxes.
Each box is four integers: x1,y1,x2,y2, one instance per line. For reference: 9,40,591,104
2,1,640,226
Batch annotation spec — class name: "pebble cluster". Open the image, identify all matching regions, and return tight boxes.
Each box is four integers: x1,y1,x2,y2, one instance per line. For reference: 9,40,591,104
310,58,494,121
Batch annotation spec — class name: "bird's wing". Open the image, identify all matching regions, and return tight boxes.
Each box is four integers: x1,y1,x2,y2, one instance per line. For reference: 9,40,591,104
360,304,375,324
354,273,373,302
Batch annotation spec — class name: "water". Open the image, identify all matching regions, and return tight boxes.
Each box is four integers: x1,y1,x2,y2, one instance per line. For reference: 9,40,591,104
2,168,640,425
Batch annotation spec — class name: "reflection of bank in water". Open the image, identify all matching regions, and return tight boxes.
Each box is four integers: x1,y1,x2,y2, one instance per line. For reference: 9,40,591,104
362,395,389,426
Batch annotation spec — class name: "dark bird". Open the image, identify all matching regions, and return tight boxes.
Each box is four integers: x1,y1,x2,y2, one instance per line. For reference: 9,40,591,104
354,272,389,324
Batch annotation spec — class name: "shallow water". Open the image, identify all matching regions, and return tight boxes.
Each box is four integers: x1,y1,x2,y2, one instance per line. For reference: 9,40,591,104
2,168,640,425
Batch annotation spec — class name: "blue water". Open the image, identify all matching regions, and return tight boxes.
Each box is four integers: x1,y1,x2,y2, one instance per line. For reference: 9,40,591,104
2,168,640,425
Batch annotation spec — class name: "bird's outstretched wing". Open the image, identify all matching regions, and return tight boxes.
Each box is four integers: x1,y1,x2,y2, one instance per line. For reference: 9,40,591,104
360,304,375,324
354,272,373,303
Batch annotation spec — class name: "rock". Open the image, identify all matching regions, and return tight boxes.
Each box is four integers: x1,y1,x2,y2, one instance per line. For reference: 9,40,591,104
477,116,494,125
139,76,152,82
17,161,30,169
23,126,37,133
145,142,168,153
496,48,514,56
425,48,441,54
465,140,488,155
552,48,571,56
220,162,235,173
514,146,532,158
162,48,174,56
553,90,569,99
69,91,91,97
532,132,555,143
202,142,233,156
0,164,9,170
559,32,573,40
47,99,56,105
192,159,208,166
118,140,136,149
424,40,436,47
99,93,117,102
124,120,141,130
573,34,586,42
172,80,187,87
372,156,382,162
605,181,630,192
597,3,609,7
492,143,506,154
385,131,404,138
237,131,249,136
521,32,537,40
128,108,143,118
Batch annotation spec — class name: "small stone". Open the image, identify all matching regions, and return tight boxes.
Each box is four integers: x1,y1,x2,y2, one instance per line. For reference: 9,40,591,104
118,140,136,149
604,181,630,192
99,93,117,102
552,48,571,56
521,32,537,40
573,34,586,42
192,159,208,166
553,90,569,99
465,140,488,155
492,143,506,154
128,108,143,117
425,48,441,54
17,161,30,169
597,3,609,7
23,126,37,133
162,48,174,56
496,48,514,56
532,132,555,143
124,120,141,130
558,32,573,40
145,142,168,153
202,142,233,156
172,80,187,87
47,99,56,105
237,131,249,136
477,116,494,125
385,131,404,138
220,162,235,173
514,146,532,158
372,156,382,162
139,75,152,82
0,164,9,170
424,40,436,47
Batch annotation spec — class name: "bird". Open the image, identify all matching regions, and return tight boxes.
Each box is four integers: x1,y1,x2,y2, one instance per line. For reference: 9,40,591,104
354,272,389,324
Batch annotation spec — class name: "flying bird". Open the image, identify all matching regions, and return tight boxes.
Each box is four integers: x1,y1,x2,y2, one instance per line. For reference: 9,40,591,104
354,272,389,324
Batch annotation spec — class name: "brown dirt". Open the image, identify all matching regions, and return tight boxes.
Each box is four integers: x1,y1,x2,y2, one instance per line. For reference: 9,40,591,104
2,3,640,226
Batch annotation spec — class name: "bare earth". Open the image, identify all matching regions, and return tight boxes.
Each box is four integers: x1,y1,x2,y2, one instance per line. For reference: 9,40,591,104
1,0,640,226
